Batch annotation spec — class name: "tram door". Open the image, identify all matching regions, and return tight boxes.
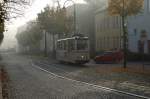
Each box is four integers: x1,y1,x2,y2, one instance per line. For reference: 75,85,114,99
56,40,67,61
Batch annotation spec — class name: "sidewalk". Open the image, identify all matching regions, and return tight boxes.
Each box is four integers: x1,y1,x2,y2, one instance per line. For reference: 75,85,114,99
0,66,9,99
81,61,150,97
86,60,150,75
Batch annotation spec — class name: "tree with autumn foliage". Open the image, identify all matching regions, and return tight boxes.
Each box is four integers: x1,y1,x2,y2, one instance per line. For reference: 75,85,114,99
37,5,73,38
108,0,144,68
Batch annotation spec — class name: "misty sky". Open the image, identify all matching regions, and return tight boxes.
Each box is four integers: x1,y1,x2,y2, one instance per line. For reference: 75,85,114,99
0,0,85,50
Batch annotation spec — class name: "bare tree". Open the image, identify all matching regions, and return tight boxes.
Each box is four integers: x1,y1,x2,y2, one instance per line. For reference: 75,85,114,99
0,0,31,44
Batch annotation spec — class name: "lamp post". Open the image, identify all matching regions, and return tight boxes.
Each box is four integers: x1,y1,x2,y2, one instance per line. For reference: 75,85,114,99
63,0,76,35
43,30,47,57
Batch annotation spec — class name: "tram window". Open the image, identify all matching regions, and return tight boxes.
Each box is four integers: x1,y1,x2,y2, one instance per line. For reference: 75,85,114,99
68,39,75,51
57,41,63,50
63,40,67,50
77,40,88,50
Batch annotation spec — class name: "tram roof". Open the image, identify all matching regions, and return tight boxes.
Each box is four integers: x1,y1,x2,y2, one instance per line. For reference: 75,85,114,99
57,36,88,42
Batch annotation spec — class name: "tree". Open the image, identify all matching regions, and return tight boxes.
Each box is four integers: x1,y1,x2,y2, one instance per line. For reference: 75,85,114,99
84,0,106,9
108,0,144,68
0,0,31,44
37,5,73,37
37,5,73,57
16,21,43,52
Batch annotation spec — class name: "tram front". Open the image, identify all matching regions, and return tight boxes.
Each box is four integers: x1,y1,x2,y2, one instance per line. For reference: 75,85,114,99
74,36,90,64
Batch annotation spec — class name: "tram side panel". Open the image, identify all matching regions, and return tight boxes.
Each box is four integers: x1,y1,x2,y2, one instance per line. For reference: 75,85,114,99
56,50,75,63
56,50,90,64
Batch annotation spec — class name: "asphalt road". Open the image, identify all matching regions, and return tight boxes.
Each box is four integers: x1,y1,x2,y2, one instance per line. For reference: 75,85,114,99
0,53,143,99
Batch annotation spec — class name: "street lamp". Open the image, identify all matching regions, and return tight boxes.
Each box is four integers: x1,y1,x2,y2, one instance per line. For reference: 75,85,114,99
63,0,76,35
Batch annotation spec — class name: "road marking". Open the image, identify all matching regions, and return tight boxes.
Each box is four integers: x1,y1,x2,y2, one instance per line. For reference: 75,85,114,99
31,62,150,99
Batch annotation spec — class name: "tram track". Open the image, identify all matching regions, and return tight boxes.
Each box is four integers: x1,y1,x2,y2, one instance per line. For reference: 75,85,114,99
31,60,150,99
34,61,69,74
32,61,88,75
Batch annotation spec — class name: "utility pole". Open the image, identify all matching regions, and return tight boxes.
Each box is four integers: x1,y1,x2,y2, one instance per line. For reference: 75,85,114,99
73,3,76,34
122,0,127,68
52,33,56,58
44,30,47,57
63,0,76,35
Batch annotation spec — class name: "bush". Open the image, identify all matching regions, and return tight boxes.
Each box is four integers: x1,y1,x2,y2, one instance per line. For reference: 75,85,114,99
127,52,150,62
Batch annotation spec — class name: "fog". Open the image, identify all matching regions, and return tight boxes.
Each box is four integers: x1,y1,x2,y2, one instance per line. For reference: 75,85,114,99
0,27,17,50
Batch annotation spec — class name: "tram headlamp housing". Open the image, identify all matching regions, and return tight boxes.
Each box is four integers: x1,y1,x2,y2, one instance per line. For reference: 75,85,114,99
77,55,87,60
81,56,84,58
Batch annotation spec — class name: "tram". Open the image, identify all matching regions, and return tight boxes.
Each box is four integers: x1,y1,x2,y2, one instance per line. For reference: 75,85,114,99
56,35,90,64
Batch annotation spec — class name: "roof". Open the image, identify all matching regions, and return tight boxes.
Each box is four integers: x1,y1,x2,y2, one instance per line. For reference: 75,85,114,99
57,36,88,42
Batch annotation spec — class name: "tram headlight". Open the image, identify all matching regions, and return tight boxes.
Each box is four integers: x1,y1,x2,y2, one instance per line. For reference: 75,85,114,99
81,56,87,60
81,56,84,59
77,55,87,60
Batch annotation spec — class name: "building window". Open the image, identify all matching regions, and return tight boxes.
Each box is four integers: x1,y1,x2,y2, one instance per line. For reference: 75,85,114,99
115,16,117,28
134,29,137,36
113,37,115,49
107,37,109,49
117,36,120,48
103,37,106,49
100,22,102,32
96,40,98,49
113,17,116,28
138,40,144,53
148,40,150,53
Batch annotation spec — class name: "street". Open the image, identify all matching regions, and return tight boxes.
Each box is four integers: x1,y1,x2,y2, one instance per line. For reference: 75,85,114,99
1,0,150,99
0,53,146,99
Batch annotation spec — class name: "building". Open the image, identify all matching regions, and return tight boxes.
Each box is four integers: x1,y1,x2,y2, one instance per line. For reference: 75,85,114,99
40,32,58,56
128,0,150,54
95,7,122,52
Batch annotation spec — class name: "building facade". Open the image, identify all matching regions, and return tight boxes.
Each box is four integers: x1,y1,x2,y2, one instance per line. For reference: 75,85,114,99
95,8,122,52
40,32,58,56
128,0,150,54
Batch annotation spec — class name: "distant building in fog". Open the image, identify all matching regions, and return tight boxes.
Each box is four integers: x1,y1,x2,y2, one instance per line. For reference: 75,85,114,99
16,21,42,53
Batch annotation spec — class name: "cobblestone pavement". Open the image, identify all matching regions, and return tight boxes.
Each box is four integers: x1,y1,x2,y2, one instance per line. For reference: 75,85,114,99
31,56,150,98
0,53,143,99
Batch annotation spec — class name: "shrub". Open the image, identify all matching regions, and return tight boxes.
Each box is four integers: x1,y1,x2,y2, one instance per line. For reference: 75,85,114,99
127,52,150,62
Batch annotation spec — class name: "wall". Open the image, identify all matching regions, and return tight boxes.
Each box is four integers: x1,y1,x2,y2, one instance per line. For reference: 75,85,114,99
95,8,122,52
128,0,150,54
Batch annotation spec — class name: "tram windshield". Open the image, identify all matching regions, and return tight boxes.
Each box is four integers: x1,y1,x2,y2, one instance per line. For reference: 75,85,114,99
57,38,88,51
76,39,88,50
